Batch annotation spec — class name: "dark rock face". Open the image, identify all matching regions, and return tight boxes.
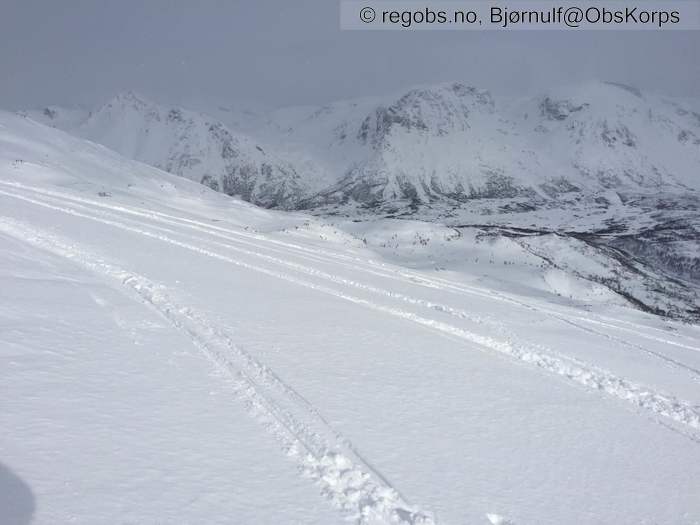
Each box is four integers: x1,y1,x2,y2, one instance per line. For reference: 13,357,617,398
540,97,589,121
200,174,219,192
600,122,637,148
540,178,581,198
611,220,700,284
357,83,493,147
584,230,700,321
502,216,700,322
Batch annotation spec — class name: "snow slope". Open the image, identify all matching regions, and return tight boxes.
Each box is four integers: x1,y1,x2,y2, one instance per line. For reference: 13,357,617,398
2,112,700,524
23,92,310,209
21,84,700,321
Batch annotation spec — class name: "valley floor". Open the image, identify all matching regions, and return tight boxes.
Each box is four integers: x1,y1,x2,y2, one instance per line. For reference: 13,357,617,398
2,180,700,525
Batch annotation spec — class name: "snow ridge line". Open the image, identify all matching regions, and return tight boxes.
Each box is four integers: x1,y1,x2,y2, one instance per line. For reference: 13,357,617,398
22,188,700,381
1,180,696,354
2,190,700,434
0,217,437,525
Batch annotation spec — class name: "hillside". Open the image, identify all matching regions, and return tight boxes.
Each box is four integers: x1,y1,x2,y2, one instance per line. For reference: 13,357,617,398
20,82,700,321
25,82,700,209
3,109,700,525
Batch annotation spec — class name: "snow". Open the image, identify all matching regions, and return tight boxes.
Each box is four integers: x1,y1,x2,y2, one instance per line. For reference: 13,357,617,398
0,233,343,525
22,80,700,209
18,83,700,320
2,111,700,524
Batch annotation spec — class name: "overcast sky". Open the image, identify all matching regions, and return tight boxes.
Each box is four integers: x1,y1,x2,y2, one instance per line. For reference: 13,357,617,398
1,0,698,111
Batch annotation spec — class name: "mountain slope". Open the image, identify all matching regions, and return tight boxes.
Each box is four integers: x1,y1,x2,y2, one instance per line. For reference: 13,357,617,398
3,110,700,524
261,81,700,208
24,92,311,208
17,83,700,320
24,82,700,210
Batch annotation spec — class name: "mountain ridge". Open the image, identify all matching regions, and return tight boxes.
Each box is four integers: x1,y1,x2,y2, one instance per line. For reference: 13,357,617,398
20,81,700,212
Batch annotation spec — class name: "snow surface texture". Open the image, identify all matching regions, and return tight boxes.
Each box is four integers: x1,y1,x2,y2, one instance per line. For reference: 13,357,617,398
2,112,700,524
21,81,700,322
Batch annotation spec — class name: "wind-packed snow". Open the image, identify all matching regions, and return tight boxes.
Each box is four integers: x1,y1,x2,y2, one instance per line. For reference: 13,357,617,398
2,111,700,524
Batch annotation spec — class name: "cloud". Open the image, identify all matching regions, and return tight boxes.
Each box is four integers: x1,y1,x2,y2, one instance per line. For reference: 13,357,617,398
0,0,697,109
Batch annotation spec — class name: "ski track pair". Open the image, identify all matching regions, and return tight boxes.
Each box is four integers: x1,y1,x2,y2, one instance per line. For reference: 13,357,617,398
0,216,438,525
1,185,700,438
2,179,697,357
7,182,700,386
4,182,700,524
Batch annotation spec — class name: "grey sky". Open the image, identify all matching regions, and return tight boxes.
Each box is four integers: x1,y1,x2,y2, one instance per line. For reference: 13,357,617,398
1,0,698,111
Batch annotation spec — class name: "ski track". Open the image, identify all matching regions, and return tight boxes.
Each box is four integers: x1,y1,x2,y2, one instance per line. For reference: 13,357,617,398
5,179,698,348
2,180,697,356
10,185,700,383
2,189,700,437
0,217,437,525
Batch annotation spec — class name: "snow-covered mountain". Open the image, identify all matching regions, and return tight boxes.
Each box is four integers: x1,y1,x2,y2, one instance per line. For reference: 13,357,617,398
24,81,700,211
22,92,309,209
261,81,700,208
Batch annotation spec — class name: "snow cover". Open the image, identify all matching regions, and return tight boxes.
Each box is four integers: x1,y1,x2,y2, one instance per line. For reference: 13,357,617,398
22,82,700,320
2,111,700,525
23,81,700,208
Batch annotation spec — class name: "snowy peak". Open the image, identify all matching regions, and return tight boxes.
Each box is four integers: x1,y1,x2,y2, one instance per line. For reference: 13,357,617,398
18,81,700,211
300,81,698,208
101,90,154,112
357,83,494,147
539,96,590,121
72,93,308,209
521,82,700,192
